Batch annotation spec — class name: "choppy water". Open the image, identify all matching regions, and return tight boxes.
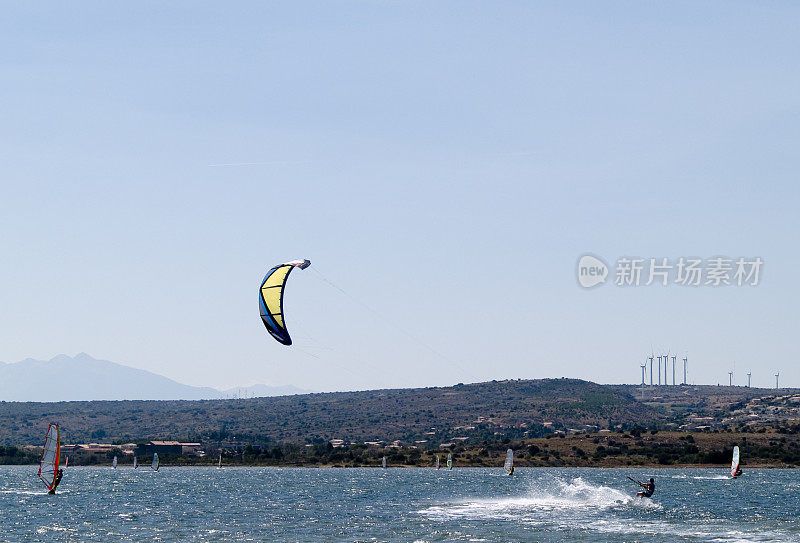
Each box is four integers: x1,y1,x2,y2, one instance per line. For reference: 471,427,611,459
1,466,798,542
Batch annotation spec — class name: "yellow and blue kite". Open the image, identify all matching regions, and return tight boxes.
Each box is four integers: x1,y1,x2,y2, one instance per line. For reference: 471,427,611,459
259,259,310,345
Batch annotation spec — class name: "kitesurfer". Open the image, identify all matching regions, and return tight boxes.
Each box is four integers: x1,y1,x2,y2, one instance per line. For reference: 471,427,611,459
48,469,63,495
636,477,655,498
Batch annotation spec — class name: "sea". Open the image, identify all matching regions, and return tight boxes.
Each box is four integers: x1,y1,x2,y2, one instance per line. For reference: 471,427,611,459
1,465,798,542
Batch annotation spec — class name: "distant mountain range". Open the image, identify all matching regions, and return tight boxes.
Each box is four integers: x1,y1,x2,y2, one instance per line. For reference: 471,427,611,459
0,353,310,402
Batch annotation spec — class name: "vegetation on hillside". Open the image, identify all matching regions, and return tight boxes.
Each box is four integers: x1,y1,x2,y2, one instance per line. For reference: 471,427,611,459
3,379,800,468
0,379,660,446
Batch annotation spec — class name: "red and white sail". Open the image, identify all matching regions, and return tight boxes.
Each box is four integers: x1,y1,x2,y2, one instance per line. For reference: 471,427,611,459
731,446,740,477
38,424,60,491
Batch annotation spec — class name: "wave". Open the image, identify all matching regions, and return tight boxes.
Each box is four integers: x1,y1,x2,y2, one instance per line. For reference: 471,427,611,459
417,476,797,542
36,525,77,535
418,477,657,521
0,489,51,496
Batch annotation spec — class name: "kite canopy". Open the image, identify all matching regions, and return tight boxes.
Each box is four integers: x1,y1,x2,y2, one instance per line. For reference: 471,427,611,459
259,259,311,346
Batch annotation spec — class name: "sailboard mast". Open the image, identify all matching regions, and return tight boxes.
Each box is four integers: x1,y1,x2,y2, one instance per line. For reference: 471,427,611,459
152,452,159,471
38,423,60,491
218,452,222,468
435,455,440,470
731,446,740,477
133,456,138,469
447,453,453,470
112,455,118,469
381,456,387,469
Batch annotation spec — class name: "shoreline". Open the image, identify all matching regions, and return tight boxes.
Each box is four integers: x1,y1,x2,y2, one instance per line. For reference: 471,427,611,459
7,430,797,469
1,462,794,469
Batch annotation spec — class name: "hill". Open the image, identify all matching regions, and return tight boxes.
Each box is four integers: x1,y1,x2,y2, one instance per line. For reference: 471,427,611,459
612,384,800,432
0,378,662,446
2,378,798,450
5,379,800,468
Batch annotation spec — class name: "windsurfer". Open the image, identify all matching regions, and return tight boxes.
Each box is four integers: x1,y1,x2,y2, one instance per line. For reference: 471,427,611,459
733,466,743,478
48,469,63,495
636,478,655,498
508,465,514,476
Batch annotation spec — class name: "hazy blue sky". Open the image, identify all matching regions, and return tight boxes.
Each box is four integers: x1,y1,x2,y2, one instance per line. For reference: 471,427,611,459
1,2,798,392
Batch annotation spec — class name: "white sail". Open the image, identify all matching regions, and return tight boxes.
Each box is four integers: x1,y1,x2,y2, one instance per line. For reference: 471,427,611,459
381,456,387,468
218,452,222,468
133,456,138,469
447,453,453,470
112,455,117,469
435,455,440,470
152,452,159,471
731,446,740,477
503,449,514,474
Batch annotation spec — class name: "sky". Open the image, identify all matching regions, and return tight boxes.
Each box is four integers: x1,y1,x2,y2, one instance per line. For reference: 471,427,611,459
1,2,798,393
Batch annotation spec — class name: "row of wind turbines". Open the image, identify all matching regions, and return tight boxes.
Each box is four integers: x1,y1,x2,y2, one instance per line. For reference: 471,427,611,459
638,353,781,389
639,353,689,386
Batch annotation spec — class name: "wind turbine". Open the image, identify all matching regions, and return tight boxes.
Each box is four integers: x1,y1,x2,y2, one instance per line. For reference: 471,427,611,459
657,355,662,386
640,363,647,400
747,372,751,388
672,355,677,385
775,372,780,389
649,354,654,386
728,371,733,387
683,356,688,385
